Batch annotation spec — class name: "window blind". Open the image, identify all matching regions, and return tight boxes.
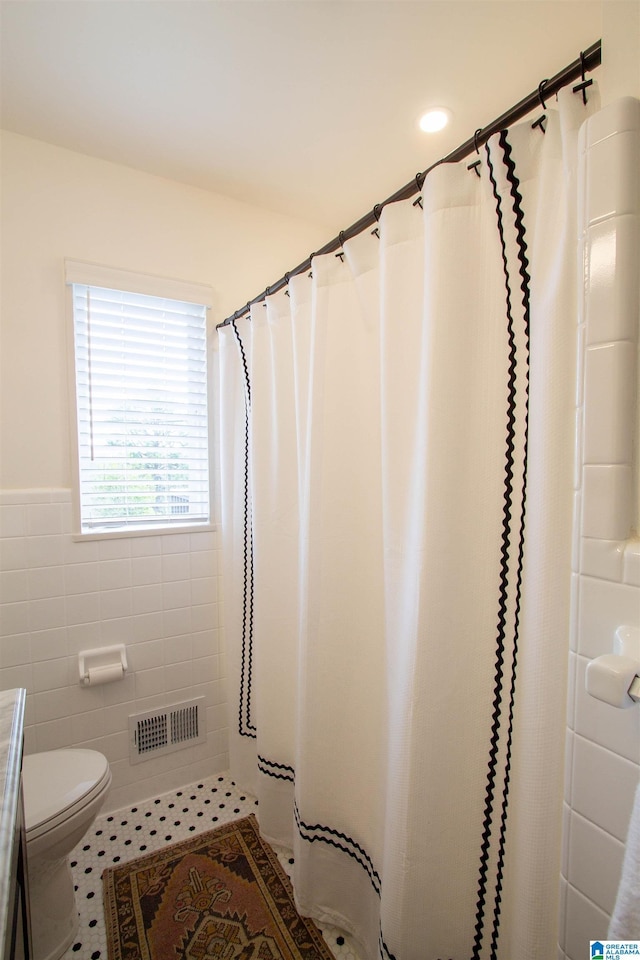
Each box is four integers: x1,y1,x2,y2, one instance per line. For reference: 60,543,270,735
71,283,210,533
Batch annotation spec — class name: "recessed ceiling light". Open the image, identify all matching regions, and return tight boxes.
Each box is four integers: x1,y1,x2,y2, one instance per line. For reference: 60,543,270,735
419,108,451,133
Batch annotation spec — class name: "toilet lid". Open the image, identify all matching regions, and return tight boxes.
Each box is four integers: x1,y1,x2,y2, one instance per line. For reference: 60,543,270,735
22,749,111,832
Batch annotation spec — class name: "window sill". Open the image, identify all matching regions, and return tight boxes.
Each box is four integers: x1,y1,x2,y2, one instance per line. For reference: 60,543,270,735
71,522,218,542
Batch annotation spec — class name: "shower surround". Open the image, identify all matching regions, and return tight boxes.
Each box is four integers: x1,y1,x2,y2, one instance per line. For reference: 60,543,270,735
560,96,640,957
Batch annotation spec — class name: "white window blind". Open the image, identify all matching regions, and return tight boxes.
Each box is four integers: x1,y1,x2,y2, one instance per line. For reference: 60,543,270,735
69,278,211,534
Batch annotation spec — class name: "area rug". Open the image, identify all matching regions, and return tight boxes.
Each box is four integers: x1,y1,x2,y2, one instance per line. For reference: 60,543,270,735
102,814,334,960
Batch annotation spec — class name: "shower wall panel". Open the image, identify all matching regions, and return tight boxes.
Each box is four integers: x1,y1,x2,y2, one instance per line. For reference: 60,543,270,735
560,97,640,958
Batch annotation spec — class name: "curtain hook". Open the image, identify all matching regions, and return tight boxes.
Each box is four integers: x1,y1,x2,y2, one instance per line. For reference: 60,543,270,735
572,50,592,104
573,77,592,104
373,203,383,222
467,159,481,177
413,173,425,206
530,79,549,131
538,79,548,110
474,128,483,154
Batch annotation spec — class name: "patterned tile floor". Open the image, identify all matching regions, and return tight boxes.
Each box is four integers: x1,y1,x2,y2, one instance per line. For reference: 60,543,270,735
60,771,362,960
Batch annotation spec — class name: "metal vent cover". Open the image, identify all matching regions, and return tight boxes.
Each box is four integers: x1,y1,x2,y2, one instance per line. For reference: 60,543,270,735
128,697,205,764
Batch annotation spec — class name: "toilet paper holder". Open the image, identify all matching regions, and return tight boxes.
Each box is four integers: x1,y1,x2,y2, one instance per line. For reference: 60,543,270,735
78,644,128,686
585,625,640,709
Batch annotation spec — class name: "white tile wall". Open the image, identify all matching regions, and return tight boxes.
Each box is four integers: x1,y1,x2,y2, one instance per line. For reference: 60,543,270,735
560,97,640,958
0,488,228,809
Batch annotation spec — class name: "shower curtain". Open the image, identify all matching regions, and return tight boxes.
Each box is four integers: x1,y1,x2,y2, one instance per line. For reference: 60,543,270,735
218,86,599,960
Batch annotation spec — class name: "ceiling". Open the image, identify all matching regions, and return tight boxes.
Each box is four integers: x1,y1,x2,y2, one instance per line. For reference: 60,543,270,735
1,1,603,232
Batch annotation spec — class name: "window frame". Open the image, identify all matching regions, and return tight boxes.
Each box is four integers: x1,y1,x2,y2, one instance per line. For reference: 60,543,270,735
65,259,216,540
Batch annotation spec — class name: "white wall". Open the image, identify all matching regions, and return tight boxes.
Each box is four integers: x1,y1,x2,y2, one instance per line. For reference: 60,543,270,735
600,1,640,107
0,130,326,808
0,130,326,490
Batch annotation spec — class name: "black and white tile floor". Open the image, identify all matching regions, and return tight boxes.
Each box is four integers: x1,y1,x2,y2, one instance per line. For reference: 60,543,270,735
61,772,362,960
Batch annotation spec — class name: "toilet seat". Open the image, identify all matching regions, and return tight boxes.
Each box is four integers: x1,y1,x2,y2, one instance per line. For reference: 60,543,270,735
22,749,111,841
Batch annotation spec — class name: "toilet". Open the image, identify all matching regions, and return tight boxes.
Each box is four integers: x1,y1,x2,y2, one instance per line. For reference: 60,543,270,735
21,749,112,960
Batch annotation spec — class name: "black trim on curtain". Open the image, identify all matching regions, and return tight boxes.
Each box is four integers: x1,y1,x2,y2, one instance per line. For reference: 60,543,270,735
471,129,532,960
231,319,257,740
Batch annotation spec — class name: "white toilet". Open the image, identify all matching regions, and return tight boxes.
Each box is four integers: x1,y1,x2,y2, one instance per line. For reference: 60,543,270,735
21,749,112,960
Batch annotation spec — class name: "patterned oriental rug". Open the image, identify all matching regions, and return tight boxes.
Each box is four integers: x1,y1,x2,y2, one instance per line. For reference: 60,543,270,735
102,814,335,960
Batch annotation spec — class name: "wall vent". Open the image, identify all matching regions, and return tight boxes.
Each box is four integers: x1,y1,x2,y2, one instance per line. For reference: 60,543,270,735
128,697,205,764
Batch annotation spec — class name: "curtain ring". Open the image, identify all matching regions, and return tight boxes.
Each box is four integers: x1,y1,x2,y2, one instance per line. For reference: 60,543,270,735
373,203,383,222
538,79,548,110
474,128,483,154
339,230,346,247
579,50,589,103
415,171,425,192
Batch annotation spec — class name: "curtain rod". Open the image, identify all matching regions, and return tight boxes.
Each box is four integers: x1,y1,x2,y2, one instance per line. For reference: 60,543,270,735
217,39,601,329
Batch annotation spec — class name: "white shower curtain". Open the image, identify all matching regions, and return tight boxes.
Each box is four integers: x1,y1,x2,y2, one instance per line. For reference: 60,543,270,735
218,86,599,960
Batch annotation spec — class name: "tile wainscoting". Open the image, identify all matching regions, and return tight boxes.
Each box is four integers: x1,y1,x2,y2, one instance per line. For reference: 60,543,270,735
0,488,228,809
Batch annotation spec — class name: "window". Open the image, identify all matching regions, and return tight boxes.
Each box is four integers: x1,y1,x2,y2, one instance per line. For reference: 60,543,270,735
66,261,213,536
